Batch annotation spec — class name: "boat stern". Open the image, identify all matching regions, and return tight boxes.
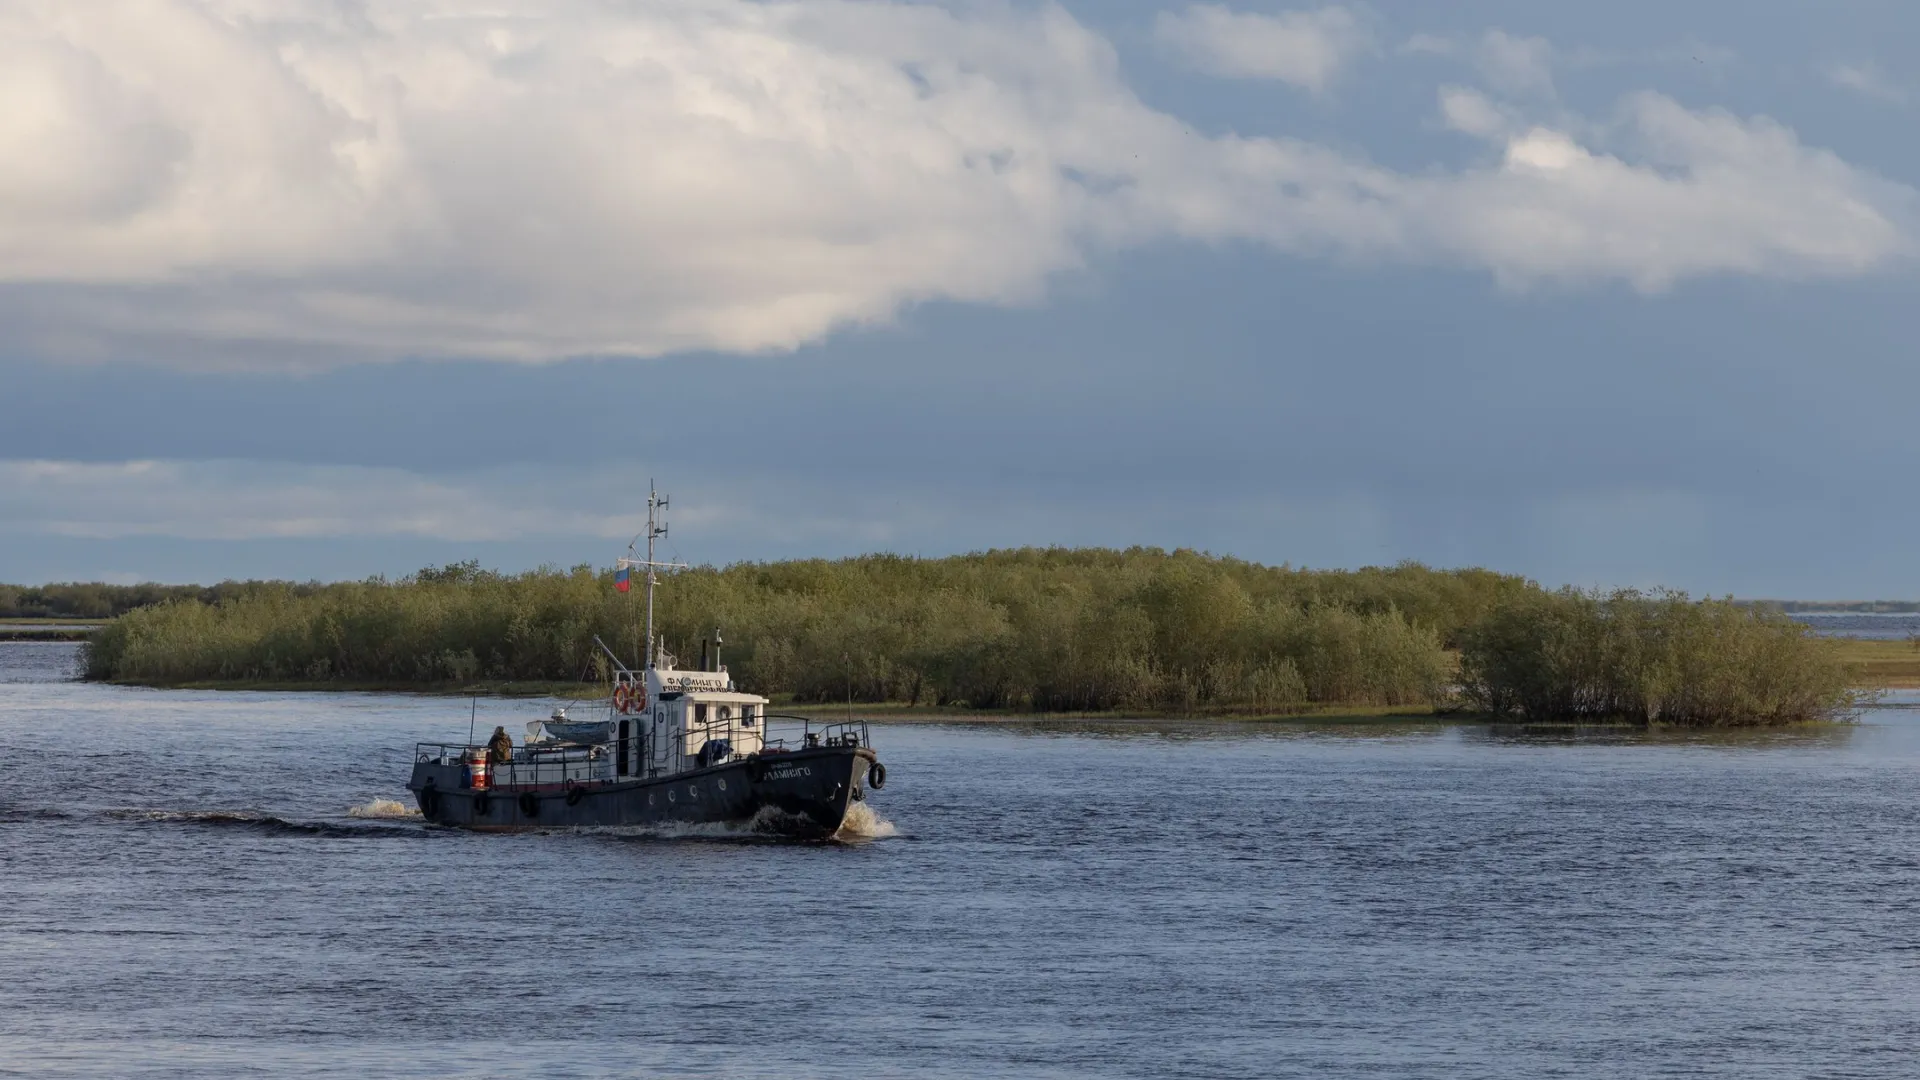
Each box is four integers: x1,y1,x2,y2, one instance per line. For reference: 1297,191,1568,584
408,746,479,822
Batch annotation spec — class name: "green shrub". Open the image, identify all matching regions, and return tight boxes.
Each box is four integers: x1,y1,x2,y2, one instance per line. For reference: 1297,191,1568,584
1457,588,1857,726
84,548,1475,713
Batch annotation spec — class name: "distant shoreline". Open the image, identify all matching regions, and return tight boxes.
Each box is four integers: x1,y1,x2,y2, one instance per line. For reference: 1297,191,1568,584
61,636,1920,694
0,621,101,641
1752,602,1920,614
58,683,1875,728
88,676,1449,720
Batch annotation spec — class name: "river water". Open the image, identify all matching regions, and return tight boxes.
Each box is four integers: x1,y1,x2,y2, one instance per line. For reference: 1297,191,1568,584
5,641,1920,1079
1791,611,1920,640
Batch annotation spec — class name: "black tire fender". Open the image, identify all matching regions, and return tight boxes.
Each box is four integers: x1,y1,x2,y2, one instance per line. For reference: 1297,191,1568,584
518,791,540,818
472,792,492,816
868,762,887,790
565,783,585,807
420,786,441,817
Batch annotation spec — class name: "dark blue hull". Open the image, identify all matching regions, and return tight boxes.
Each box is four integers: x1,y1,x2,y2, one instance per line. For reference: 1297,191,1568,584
408,746,876,838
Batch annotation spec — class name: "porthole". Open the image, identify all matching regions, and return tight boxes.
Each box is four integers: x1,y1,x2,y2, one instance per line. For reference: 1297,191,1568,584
717,777,727,792
687,785,698,800
667,790,676,803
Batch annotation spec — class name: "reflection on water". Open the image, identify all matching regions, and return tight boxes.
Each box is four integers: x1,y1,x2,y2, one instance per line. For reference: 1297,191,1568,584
1464,721,1861,750
0,639,82,683
956,715,1864,750
7,642,1920,1079
963,716,1454,743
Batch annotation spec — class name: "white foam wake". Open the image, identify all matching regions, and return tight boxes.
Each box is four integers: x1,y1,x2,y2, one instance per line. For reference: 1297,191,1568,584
347,798,420,819
837,802,897,840
577,804,788,840
579,803,897,842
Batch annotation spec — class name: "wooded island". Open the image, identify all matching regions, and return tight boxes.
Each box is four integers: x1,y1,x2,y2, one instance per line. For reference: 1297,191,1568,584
57,549,1858,726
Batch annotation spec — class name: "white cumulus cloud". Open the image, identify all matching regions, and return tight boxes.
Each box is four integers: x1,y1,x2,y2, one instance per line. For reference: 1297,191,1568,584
1437,86,1514,139
1153,4,1373,91
1827,61,1907,104
0,1,1911,369
1411,92,1913,290
1473,29,1556,98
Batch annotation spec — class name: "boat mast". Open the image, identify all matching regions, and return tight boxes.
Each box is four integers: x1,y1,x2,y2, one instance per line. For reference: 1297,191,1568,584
617,481,686,672
644,483,663,670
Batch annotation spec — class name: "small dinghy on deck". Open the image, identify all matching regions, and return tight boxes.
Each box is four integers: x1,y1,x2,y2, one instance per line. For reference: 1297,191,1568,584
406,485,887,839
532,711,616,746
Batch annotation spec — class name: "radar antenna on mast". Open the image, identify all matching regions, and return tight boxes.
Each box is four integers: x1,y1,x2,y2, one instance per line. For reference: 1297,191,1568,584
616,480,688,671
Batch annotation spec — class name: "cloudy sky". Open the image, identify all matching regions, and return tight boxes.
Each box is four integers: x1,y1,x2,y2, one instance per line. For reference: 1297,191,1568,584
3,0,1917,597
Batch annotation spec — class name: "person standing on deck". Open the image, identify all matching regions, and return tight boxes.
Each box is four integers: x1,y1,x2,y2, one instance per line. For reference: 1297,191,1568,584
486,725,513,763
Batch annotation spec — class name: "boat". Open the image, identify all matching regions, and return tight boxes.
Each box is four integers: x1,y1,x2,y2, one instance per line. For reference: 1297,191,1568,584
406,485,887,838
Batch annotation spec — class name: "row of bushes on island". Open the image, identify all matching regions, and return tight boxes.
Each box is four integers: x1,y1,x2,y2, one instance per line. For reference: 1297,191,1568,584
76,549,1860,725
1459,589,1857,726
0,581,306,620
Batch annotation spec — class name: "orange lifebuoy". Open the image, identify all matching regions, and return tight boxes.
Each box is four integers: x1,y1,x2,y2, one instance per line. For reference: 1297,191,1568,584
612,683,631,713
632,682,648,712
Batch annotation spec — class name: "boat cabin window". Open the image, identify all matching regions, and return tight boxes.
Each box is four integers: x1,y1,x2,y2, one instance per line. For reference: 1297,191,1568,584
694,703,707,724
719,705,732,721
743,705,757,728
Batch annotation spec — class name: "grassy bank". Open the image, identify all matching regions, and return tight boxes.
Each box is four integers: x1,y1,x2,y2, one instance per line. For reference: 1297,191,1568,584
74,551,1861,726
104,678,608,697
779,700,1447,723
0,618,106,641
1827,638,1920,687
87,679,1445,723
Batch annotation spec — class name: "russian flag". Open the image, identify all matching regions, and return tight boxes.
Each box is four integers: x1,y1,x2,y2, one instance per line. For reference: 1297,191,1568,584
614,566,631,593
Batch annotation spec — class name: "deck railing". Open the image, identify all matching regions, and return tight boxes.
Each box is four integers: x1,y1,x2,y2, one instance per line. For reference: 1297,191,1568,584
761,715,870,752
414,741,607,790
413,713,870,789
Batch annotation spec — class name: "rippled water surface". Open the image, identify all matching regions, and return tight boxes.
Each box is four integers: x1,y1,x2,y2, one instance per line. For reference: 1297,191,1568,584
6,642,1920,1078
1792,611,1920,639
